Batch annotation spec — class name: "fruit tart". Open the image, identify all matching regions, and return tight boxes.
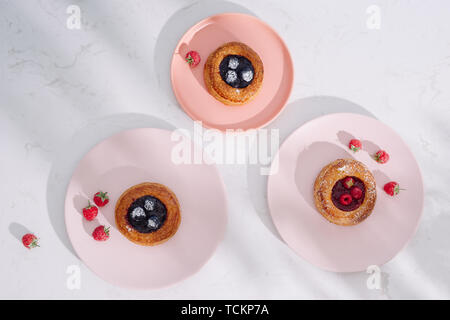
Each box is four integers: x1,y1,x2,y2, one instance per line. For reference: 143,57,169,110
115,182,181,246
204,42,263,105
313,159,376,226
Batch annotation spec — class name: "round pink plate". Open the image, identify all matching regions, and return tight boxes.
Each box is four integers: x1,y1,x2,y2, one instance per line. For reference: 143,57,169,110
64,128,227,289
171,13,294,131
267,113,424,272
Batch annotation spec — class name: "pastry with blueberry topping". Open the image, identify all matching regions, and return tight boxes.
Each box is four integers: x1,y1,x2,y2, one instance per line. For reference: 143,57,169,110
115,182,181,246
204,42,263,105
313,159,377,226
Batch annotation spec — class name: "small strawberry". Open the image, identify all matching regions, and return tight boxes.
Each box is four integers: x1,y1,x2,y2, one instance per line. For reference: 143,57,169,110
349,139,362,152
350,187,363,200
92,226,110,241
343,177,354,189
185,50,201,67
339,194,353,206
22,233,39,249
374,150,390,164
93,191,109,207
82,201,98,221
384,182,404,196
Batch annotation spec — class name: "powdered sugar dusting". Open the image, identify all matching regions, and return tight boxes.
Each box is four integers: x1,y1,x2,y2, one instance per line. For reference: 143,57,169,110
147,219,157,228
226,70,237,83
131,207,145,219
144,199,154,211
147,216,160,228
228,57,239,69
241,69,253,82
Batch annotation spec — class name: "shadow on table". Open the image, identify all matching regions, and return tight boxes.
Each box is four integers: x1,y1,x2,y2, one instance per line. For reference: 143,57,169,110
8,222,33,244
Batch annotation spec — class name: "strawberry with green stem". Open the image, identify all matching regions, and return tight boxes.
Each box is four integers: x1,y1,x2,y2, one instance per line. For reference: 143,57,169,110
93,191,109,207
92,226,110,241
22,233,39,249
185,51,201,67
349,139,362,152
343,177,354,189
82,201,98,221
374,150,390,164
384,182,405,196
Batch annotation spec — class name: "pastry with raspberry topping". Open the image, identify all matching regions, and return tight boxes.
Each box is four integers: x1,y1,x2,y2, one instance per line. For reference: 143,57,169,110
313,159,377,226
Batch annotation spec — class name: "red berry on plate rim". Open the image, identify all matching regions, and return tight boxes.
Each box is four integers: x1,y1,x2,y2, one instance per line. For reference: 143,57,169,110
22,233,39,249
349,139,362,152
82,201,98,221
350,187,363,200
374,150,390,164
384,182,404,196
92,226,110,241
185,50,201,67
343,177,354,189
339,194,353,206
93,191,109,207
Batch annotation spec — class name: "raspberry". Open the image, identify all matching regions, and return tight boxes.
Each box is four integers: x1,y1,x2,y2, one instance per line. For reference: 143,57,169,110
374,150,390,164
350,187,363,200
349,139,362,152
384,182,403,196
339,194,353,206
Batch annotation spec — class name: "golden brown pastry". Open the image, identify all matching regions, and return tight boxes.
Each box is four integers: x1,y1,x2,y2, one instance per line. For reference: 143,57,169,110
115,182,181,246
204,42,263,105
313,159,376,226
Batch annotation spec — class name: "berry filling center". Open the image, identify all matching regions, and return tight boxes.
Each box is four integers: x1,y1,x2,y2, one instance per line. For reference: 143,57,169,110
127,195,167,233
219,55,255,88
331,176,366,211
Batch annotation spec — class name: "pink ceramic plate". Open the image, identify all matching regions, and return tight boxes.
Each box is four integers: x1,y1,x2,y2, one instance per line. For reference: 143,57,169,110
64,128,227,289
171,13,294,131
267,113,424,272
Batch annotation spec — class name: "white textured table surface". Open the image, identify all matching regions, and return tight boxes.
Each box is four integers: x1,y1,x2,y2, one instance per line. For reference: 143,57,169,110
1,0,449,299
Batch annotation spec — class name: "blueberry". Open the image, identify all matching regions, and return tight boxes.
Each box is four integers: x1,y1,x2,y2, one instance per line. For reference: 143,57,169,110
127,195,167,233
226,70,237,84
241,69,253,82
130,207,146,220
219,55,255,89
228,57,239,69
147,215,160,229
144,199,154,211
